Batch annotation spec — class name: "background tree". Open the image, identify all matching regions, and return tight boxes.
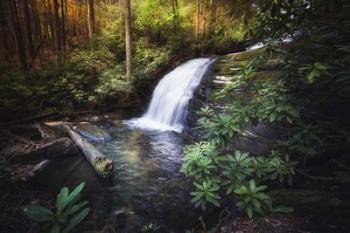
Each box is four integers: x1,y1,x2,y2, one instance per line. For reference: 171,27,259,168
123,0,132,79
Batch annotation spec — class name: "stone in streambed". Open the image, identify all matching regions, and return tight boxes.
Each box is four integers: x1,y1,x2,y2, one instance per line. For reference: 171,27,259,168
74,122,111,142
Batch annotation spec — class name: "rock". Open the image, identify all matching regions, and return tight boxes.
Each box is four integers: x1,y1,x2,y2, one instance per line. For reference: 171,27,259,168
74,122,111,142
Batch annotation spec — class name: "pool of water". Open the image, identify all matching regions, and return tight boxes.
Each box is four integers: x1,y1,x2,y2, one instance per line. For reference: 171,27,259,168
36,119,199,232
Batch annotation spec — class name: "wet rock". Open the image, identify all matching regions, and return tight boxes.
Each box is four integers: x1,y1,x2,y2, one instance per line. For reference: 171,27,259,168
74,122,111,142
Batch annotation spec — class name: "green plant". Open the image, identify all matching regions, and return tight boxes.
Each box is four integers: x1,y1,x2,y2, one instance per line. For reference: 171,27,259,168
23,182,90,233
234,180,272,218
299,62,330,83
181,142,219,180
221,151,254,194
191,180,221,210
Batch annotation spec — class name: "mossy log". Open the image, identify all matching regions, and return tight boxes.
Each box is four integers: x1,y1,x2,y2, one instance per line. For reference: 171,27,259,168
63,125,113,178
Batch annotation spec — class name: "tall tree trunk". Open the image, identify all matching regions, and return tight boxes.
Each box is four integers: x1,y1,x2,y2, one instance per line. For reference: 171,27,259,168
87,0,95,49
123,0,132,79
53,0,62,65
8,0,27,69
195,0,200,41
61,0,66,54
22,0,35,59
0,0,9,61
171,0,178,32
209,0,217,37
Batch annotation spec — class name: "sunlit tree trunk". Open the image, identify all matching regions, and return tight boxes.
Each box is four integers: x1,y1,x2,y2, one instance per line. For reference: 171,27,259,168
123,0,132,79
53,0,62,65
87,0,95,49
61,0,66,56
195,0,200,41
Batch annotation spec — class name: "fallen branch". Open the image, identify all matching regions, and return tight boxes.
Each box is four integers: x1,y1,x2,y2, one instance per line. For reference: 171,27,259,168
4,137,79,162
63,125,113,178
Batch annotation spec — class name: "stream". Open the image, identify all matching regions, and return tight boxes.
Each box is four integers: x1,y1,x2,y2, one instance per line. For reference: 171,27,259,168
35,58,216,232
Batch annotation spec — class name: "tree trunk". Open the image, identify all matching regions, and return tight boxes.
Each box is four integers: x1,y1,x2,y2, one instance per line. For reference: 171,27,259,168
53,0,62,65
0,0,9,61
22,0,35,59
209,0,217,36
63,125,113,178
123,0,132,79
60,0,66,57
195,0,200,41
8,0,27,69
87,0,95,49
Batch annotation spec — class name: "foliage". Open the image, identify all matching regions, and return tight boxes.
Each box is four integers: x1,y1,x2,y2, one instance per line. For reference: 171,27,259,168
234,180,272,218
299,62,330,84
23,182,90,233
95,65,133,99
181,140,295,217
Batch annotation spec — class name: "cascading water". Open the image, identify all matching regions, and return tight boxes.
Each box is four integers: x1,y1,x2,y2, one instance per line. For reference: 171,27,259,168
127,58,215,132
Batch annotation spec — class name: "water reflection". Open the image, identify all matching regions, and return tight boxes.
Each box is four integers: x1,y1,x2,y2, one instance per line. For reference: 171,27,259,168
93,121,197,232
35,120,198,232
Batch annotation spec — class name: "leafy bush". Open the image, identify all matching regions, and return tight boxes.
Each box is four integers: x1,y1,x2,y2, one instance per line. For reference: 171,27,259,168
23,182,90,233
95,65,133,98
234,180,272,218
182,55,302,218
181,143,295,217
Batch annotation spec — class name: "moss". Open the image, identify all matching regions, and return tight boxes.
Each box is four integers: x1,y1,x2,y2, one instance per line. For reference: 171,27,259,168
95,157,113,178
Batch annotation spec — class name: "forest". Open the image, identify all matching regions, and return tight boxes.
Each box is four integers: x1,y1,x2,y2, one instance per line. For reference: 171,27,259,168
0,0,349,233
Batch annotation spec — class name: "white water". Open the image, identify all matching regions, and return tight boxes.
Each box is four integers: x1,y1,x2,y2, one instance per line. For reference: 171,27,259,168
126,58,214,132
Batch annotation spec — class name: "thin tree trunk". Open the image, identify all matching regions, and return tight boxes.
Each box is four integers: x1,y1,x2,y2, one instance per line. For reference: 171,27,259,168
61,0,66,55
171,0,178,32
87,0,95,49
195,0,200,41
22,0,35,59
209,0,217,36
53,0,62,65
8,0,27,69
123,0,132,79
0,0,9,61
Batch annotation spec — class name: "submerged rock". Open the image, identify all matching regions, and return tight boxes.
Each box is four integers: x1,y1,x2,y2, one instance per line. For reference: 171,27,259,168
74,122,111,142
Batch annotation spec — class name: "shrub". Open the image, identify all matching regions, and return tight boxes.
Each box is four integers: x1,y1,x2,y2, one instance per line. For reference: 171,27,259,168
23,182,90,233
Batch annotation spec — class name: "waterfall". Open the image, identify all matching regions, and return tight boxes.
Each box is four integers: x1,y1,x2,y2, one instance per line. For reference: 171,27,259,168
126,58,215,132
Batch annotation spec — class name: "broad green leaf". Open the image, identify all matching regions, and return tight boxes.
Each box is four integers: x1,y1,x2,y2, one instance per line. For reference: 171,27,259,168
22,205,54,222
62,207,90,233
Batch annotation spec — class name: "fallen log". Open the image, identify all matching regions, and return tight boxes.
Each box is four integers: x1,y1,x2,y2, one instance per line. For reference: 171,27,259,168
2,137,79,162
63,125,113,178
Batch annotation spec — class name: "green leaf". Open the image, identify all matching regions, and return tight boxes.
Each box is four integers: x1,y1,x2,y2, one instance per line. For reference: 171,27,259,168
62,207,90,233
22,205,54,222
50,224,61,233
246,206,253,218
57,187,69,213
